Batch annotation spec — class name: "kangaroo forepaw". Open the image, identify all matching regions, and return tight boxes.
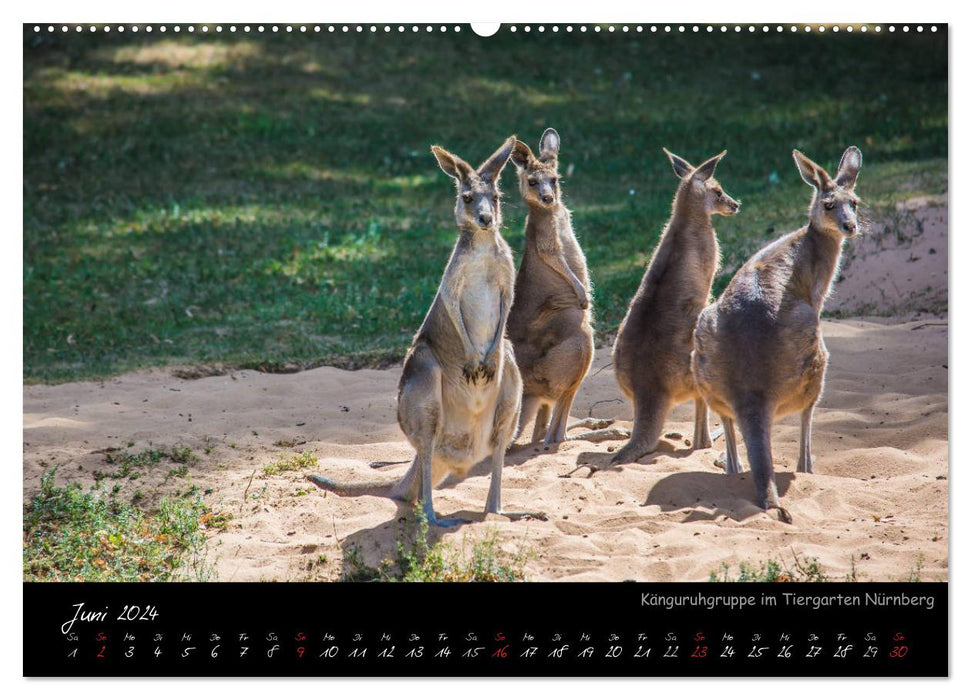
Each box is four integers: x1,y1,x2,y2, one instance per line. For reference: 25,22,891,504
477,360,496,383
462,363,479,384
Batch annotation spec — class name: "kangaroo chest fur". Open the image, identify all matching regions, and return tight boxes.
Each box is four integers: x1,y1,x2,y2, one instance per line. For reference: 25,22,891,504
525,211,585,283
460,247,504,357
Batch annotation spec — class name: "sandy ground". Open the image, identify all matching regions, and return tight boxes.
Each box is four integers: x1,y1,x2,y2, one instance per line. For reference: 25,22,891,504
23,202,948,582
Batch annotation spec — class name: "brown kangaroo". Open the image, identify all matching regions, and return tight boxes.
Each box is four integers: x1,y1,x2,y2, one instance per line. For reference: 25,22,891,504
308,137,532,527
610,149,739,465
692,147,863,522
506,128,596,445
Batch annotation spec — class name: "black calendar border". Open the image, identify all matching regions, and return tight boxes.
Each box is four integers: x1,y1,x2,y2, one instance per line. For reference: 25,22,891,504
23,581,948,677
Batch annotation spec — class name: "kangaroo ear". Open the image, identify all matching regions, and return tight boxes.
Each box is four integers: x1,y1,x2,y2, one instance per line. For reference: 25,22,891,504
431,145,473,183
478,135,517,183
663,148,694,179
835,146,863,189
693,150,727,182
511,140,533,170
539,128,560,161
792,149,831,189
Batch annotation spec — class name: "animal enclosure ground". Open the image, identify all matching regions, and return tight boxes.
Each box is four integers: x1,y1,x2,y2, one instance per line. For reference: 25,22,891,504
22,316,948,583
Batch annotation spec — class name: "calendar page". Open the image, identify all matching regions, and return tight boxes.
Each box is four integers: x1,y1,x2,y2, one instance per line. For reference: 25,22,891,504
22,21,948,677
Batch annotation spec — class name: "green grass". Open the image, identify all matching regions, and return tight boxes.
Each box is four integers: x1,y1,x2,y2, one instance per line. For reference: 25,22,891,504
261,450,318,476
93,445,199,482
23,468,215,581
23,27,947,382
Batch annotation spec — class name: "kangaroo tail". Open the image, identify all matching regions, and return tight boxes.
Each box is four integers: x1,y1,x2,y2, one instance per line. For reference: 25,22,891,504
734,398,792,523
307,474,399,499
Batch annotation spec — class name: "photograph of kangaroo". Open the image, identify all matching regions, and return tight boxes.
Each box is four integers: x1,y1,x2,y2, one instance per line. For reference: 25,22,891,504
23,25,947,583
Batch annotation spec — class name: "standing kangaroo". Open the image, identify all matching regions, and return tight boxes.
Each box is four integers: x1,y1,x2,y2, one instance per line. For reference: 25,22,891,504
309,137,528,527
610,149,739,465
506,128,595,445
692,147,863,522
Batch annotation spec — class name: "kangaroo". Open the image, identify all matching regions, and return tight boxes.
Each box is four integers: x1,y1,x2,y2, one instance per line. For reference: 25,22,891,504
309,137,530,527
691,147,863,523
610,149,739,465
506,128,596,445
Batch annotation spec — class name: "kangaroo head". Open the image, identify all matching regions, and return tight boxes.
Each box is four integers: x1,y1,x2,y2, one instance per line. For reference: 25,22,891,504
511,127,561,210
664,148,739,217
431,136,516,232
793,147,863,237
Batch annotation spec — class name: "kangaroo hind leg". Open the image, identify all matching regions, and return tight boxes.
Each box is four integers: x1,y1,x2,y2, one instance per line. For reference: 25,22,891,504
610,392,671,465
796,404,815,474
545,386,580,445
531,403,551,444
734,399,791,523
486,352,546,520
398,346,465,527
693,397,712,449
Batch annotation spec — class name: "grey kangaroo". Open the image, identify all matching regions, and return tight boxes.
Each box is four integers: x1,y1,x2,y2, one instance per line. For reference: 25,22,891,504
506,128,596,445
692,147,863,522
309,137,527,527
610,149,739,465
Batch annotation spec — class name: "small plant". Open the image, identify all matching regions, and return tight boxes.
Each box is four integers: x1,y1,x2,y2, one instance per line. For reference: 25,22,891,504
340,506,531,582
262,451,318,476
167,464,190,479
709,551,829,583
904,554,925,582
341,545,382,582
96,446,200,483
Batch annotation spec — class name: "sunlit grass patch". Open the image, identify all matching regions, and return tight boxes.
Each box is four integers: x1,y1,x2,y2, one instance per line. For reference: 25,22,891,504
23,469,216,582
102,39,263,70
262,451,318,476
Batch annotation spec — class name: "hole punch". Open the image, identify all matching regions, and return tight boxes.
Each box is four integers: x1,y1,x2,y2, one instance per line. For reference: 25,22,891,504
470,22,500,37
